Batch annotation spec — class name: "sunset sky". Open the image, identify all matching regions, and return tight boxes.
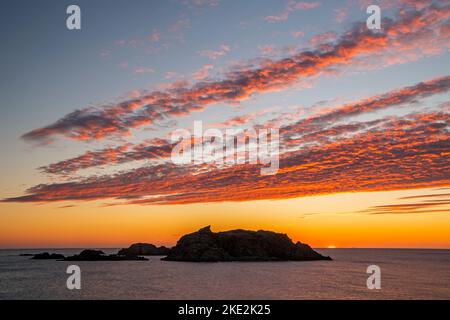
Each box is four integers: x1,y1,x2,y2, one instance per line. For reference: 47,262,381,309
0,0,449,249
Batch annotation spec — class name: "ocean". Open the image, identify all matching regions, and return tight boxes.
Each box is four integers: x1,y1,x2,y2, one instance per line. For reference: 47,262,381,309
0,248,449,299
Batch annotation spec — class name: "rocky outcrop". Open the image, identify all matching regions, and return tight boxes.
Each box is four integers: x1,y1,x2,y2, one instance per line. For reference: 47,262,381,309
63,249,148,261
117,243,171,256
162,226,332,262
31,252,65,260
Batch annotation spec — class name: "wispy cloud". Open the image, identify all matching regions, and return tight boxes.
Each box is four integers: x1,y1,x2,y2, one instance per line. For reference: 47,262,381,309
334,7,348,23
134,67,155,74
198,44,231,60
20,3,450,145
265,1,321,22
8,1,450,208
291,30,305,38
181,0,220,7
257,44,276,56
4,109,449,205
308,31,337,45
360,192,450,215
282,75,450,139
398,193,450,200
149,31,161,42
193,64,214,80
38,139,175,176
29,75,450,176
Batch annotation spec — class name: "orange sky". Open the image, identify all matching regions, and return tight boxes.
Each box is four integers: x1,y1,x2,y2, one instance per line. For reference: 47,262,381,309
1,187,449,249
0,1,449,250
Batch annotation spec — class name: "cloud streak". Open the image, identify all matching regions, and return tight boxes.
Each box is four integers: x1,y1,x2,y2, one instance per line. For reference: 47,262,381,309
39,139,175,175
21,2,450,144
198,44,230,60
7,1,449,208
5,109,449,205
36,75,450,176
360,191,450,215
265,1,321,22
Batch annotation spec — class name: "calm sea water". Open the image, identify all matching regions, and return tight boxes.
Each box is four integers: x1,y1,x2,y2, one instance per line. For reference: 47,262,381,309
0,248,449,299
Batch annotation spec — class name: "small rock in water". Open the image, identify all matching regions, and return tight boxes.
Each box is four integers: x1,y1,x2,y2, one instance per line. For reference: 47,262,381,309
117,243,171,256
63,249,148,261
31,252,65,260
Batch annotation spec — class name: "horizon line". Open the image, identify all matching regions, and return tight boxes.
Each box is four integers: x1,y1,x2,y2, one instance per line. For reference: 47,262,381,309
2,246,450,250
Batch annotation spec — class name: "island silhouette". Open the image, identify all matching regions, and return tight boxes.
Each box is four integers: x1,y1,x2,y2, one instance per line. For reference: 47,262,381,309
28,226,332,262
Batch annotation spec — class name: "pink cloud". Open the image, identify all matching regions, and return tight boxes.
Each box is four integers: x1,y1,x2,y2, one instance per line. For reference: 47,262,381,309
99,50,111,58
7,110,449,205
291,30,305,38
265,1,321,22
134,67,155,74
334,7,348,23
198,44,231,60
257,45,276,56
165,71,179,79
149,31,161,42
193,64,214,81
181,0,220,7
21,3,450,144
309,31,337,45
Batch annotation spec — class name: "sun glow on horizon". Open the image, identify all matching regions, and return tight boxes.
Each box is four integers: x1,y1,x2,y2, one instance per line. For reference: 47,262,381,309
0,187,449,249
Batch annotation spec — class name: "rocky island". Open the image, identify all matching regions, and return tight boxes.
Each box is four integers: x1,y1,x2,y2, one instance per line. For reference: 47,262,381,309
63,249,148,261
162,226,332,262
31,252,65,260
118,243,171,256
26,227,331,262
